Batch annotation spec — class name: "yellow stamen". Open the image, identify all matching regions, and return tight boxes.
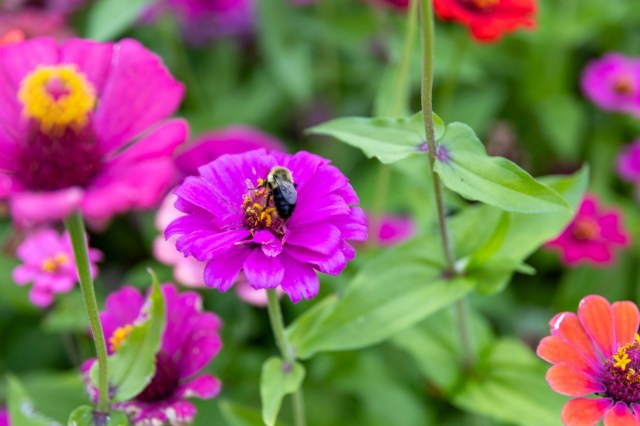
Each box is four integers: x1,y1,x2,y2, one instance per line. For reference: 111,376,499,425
41,252,70,273
635,334,640,346
109,324,133,352
614,352,632,371
18,65,96,135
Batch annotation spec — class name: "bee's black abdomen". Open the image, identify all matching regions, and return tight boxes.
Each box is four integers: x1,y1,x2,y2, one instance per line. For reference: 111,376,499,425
273,187,296,219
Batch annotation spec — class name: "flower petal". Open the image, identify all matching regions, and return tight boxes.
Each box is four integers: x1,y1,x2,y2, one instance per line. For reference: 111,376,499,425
537,336,601,376
578,295,616,358
285,223,340,255
279,253,319,303
604,402,640,426
243,249,284,289
60,38,113,94
10,187,83,226
561,398,612,426
203,247,249,292
546,363,605,396
549,312,601,367
177,374,221,399
612,301,640,348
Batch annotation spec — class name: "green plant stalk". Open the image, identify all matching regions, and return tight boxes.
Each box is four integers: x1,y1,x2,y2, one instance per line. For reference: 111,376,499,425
64,212,109,413
419,0,473,368
267,290,306,426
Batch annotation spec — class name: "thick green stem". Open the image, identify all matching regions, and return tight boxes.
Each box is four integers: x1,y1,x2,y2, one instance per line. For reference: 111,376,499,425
266,290,306,426
64,212,109,413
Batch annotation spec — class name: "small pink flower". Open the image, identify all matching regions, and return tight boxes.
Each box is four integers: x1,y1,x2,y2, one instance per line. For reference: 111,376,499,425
618,140,640,186
545,195,629,267
0,408,9,426
581,53,640,116
0,10,74,41
83,284,222,426
368,213,415,246
538,295,640,425
13,228,101,308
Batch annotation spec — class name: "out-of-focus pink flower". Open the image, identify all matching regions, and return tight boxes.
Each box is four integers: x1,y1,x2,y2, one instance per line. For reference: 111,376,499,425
618,140,640,187
83,284,222,426
370,0,409,10
0,408,9,426
166,150,367,303
0,10,74,41
545,195,630,267
368,213,415,246
144,0,255,45
0,37,186,227
537,295,640,426
13,228,101,308
582,53,640,117
1,0,85,14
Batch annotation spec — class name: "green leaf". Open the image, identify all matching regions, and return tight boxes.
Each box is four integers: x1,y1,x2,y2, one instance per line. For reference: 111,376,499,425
219,400,287,426
91,271,166,401
535,95,586,160
7,375,62,426
86,0,155,41
453,339,566,426
308,113,444,164
288,238,474,359
68,406,130,426
435,122,569,213
260,357,305,426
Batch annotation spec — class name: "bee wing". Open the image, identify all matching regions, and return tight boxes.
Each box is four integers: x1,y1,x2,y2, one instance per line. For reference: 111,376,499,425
274,178,298,204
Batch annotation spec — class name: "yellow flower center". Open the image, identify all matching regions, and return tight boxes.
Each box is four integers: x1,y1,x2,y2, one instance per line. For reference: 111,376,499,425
571,217,600,241
613,75,634,95
18,65,96,136
41,252,70,273
613,334,640,372
109,324,133,352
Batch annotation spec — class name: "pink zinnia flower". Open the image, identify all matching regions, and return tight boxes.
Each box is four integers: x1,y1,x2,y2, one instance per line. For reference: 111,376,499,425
0,408,9,426
581,53,640,117
368,213,415,246
13,228,101,308
0,37,185,227
1,0,86,14
538,295,640,425
83,284,222,426
166,149,367,303
618,140,640,187
545,195,629,267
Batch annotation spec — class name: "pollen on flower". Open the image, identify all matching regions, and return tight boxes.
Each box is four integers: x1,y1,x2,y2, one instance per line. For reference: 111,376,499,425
41,252,70,273
603,333,640,404
613,75,634,95
109,324,133,352
241,179,285,238
18,65,96,135
571,217,601,240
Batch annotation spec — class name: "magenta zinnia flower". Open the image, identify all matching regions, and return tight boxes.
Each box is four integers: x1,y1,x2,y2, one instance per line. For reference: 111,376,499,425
0,408,9,426
545,195,629,267
166,149,367,303
0,37,185,227
581,53,640,117
13,228,100,307
83,284,221,426
368,213,415,246
538,295,640,425
618,140,640,187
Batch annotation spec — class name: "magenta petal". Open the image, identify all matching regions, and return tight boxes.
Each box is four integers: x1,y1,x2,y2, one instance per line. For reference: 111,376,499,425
11,187,83,225
60,38,114,94
177,375,222,399
94,39,184,154
29,286,54,307
243,249,284,289
108,119,187,165
203,247,249,291
286,223,340,255
100,287,145,351
254,230,283,257
279,253,319,303
175,314,222,377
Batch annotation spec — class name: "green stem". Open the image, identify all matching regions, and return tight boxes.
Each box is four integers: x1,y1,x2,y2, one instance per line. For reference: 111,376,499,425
266,290,306,426
454,299,474,370
64,212,109,413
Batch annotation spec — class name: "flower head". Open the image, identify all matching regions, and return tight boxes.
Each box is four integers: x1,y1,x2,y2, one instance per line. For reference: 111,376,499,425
618,140,640,187
0,37,185,226
368,213,415,246
538,295,640,425
1,0,86,14
12,228,100,307
166,149,367,303
582,53,640,117
83,284,222,426
0,408,9,426
433,0,536,43
545,195,629,267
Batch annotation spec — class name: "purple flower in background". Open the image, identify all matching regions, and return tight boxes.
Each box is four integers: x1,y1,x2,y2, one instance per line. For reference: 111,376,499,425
1,0,86,14
581,53,640,116
13,228,101,308
83,285,222,426
0,408,9,426
0,10,74,42
145,0,255,45
166,149,367,303
618,140,640,187
368,213,415,246
0,37,185,227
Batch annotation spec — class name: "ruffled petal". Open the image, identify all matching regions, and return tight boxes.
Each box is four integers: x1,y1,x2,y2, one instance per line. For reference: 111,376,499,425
546,363,605,396
537,336,601,376
243,249,284,289
549,312,601,367
561,398,612,426
279,253,319,303
285,223,340,255
612,301,640,348
203,247,250,291
10,187,83,226
604,402,640,426
174,313,222,378
107,119,187,165
578,295,616,358
29,286,54,307
176,374,221,399
60,38,113,94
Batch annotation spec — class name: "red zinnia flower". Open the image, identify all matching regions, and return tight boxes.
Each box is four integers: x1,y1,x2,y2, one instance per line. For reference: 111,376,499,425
433,0,537,43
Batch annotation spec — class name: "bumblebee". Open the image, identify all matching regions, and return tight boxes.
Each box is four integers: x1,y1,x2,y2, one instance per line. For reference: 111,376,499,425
262,166,297,219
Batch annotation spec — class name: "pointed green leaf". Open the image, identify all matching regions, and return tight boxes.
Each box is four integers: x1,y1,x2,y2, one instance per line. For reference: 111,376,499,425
68,406,130,426
86,0,155,41
308,113,444,164
260,357,305,426
7,375,61,426
91,271,166,401
435,123,569,213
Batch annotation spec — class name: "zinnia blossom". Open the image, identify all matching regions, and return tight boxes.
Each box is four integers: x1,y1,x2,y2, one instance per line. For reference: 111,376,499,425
0,37,185,227
545,195,629,267
538,295,640,425
83,284,222,426
582,53,640,117
166,149,367,303
0,408,9,426
368,213,415,246
433,0,536,43
13,228,101,307
618,140,640,187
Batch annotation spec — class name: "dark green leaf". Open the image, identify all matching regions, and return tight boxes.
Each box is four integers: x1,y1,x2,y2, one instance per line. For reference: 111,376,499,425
86,0,156,41
260,357,305,426
68,406,130,426
435,123,569,213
